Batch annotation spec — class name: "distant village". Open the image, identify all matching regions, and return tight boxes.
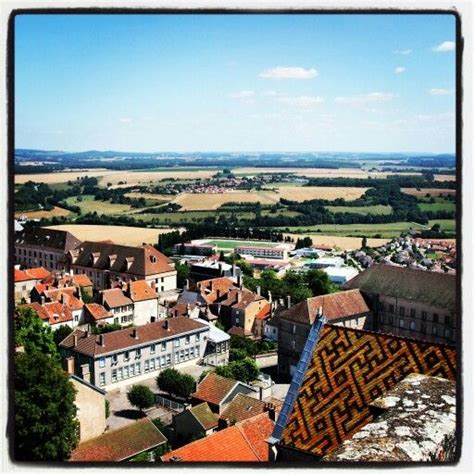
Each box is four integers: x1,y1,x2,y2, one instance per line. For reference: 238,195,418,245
14,223,457,462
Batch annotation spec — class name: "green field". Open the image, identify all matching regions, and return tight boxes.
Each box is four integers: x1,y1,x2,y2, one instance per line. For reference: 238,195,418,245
418,201,456,213
64,195,133,214
427,219,456,232
206,239,278,249
325,204,393,215
132,211,256,224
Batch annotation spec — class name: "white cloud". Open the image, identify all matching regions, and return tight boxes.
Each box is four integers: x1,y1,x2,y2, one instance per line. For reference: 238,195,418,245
261,90,279,97
334,92,395,105
415,112,454,122
429,88,454,96
394,66,406,74
229,90,255,99
119,118,132,123
276,95,324,109
259,66,318,79
394,49,412,55
432,41,455,52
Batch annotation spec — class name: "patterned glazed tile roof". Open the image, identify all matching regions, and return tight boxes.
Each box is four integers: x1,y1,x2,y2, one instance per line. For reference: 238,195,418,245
279,289,370,325
129,279,158,302
278,324,456,458
162,412,274,462
192,372,237,406
221,394,267,424
60,316,208,357
189,402,219,430
344,263,456,311
69,418,166,462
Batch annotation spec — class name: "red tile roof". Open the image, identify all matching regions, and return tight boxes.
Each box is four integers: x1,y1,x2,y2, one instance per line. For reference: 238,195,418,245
255,303,271,320
60,316,208,357
192,372,237,406
14,269,31,282
162,412,273,462
19,301,73,325
101,288,133,309
42,287,84,311
197,277,240,304
84,303,112,321
70,418,167,462
278,324,457,458
14,267,50,282
129,280,158,302
279,289,370,325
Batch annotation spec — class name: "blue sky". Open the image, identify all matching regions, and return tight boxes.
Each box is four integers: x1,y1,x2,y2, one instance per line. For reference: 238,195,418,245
15,13,456,153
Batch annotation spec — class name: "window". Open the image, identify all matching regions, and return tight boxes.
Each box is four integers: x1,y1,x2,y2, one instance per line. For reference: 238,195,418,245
445,329,451,338
175,339,180,348
421,323,426,334
161,342,167,351
150,359,155,370
196,334,200,343
190,347,195,358
399,319,405,328
130,364,135,376
389,304,394,313
185,348,189,359
145,360,150,372
118,367,123,380
445,315,451,325
136,348,141,359
112,369,117,382
291,340,296,349
161,355,166,366
217,344,221,354
156,357,161,368
99,372,106,387
124,351,130,361
135,362,141,374
292,324,296,334
388,316,393,325
174,353,179,363
150,344,156,354
422,311,427,321
112,354,118,365
185,335,190,345
433,326,438,335
99,357,106,368
410,321,416,330
410,308,416,317
433,313,439,323
124,366,129,379
399,306,405,316
74,315,79,322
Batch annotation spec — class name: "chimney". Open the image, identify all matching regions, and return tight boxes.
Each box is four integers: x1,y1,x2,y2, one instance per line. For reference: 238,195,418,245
132,328,138,340
237,275,243,289
73,334,78,347
218,263,223,274
256,286,261,297
66,356,75,375
186,303,191,316
237,292,242,304
97,334,105,347
267,291,272,304
286,295,291,309
264,402,277,422
40,296,45,305
84,329,89,338
216,289,221,300
209,280,213,291
163,319,170,331
232,264,236,277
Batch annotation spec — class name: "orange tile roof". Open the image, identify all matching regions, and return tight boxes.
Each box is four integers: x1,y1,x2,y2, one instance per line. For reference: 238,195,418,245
162,412,273,462
25,267,51,280
84,303,112,321
129,280,158,302
101,288,133,309
192,372,237,406
279,289,370,325
255,303,271,320
43,287,84,311
70,418,166,462
278,324,457,458
197,277,240,304
19,301,73,325
14,269,31,282
71,274,93,287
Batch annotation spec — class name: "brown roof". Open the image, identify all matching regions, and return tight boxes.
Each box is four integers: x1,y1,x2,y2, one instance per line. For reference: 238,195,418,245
84,303,112,321
19,301,73,325
15,227,82,252
101,288,133,309
221,394,267,424
192,372,237,406
228,326,253,337
189,402,219,430
162,412,273,462
197,277,240,304
56,273,93,288
70,241,174,277
344,264,456,311
129,280,158,302
60,316,208,357
279,289,370,325
70,418,166,462
43,288,84,311
278,324,457,458
220,288,266,310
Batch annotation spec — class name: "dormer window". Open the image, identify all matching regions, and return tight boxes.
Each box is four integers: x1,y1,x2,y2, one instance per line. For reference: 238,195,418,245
150,255,157,264
109,254,117,268
92,252,100,265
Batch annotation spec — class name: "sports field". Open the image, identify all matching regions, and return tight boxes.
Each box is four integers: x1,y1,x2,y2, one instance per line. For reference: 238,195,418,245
204,239,279,249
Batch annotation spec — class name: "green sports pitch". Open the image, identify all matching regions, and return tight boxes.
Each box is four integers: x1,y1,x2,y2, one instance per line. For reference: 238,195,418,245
205,239,279,249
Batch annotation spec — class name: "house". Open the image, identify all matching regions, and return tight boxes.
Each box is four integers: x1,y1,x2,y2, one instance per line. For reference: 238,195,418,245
69,375,107,442
59,317,209,391
14,266,51,303
264,317,279,342
173,402,219,445
162,412,274,462
195,319,230,367
276,290,372,378
14,227,82,271
220,393,270,425
267,320,456,461
253,303,272,339
234,243,292,260
83,303,114,326
189,260,242,283
344,264,456,344
66,241,177,291
19,301,75,330
36,287,85,325
191,372,257,414
98,288,134,326
322,266,359,285
129,279,160,325
55,273,94,298
69,418,167,462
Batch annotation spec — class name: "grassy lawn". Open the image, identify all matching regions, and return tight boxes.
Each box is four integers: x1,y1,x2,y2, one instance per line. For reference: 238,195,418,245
131,210,256,223
325,204,393,215
206,239,278,249
64,195,133,214
428,219,456,232
418,201,456,212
